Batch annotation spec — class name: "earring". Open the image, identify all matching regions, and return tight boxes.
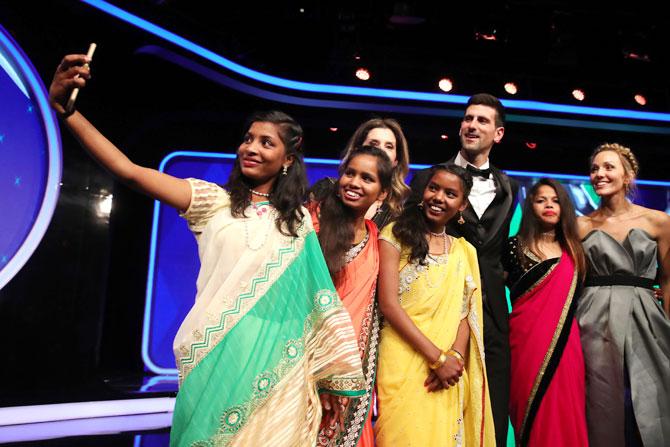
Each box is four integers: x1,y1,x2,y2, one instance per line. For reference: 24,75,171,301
282,165,288,176
418,202,424,209
457,211,465,225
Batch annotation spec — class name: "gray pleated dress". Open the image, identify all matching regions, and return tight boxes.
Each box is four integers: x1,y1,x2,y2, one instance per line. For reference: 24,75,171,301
577,228,670,446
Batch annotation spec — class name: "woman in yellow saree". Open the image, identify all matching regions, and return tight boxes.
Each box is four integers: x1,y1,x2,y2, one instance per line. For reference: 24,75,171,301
375,165,495,446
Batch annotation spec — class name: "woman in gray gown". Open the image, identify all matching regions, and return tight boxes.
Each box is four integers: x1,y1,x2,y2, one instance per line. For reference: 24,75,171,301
577,143,670,446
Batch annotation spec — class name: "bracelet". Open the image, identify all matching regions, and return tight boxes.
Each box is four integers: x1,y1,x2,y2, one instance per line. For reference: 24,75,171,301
428,351,448,370
447,348,465,365
57,106,75,120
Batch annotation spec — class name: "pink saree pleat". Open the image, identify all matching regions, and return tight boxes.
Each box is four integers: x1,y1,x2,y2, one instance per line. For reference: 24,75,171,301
508,251,588,447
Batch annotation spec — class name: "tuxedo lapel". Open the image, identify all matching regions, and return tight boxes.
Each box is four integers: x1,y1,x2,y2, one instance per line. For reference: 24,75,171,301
462,203,479,223
481,167,513,245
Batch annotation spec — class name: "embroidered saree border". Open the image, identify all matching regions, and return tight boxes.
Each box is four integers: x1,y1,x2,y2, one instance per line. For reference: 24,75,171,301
317,300,380,447
509,258,559,304
177,228,304,383
341,302,380,446
171,232,364,446
464,276,489,447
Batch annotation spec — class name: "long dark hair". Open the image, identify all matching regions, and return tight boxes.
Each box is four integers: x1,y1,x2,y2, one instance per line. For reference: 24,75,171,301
517,178,586,277
341,118,410,217
225,110,307,237
393,165,472,264
319,146,393,276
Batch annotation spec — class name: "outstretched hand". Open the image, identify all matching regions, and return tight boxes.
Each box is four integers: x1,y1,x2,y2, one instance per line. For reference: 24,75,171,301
49,54,91,116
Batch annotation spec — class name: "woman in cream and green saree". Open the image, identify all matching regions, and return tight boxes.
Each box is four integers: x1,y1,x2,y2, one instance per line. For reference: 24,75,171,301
48,56,364,447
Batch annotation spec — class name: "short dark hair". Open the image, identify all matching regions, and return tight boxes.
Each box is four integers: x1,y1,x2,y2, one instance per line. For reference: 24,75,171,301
467,93,506,128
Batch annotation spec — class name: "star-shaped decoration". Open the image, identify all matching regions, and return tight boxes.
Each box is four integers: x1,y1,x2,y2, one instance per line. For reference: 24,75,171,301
0,134,5,143
27,105,34,113
1,255,8,264
14,177,21,186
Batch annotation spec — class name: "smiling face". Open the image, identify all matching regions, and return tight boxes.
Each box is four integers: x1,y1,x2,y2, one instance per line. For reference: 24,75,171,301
422,170,468,232
590,150,631,198
237,121,292,193
362,127,398,166
531,184,561,230
459,104,504,158
338,153,387,216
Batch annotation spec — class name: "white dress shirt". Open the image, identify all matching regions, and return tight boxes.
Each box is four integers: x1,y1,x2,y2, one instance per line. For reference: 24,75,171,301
454,152,496,219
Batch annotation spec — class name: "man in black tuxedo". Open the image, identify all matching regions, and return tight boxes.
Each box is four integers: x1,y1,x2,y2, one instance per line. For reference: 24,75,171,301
411,93,518,446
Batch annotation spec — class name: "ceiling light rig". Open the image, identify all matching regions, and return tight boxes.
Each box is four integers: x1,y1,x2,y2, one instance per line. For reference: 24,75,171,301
623,50,651,63
474,31,497,41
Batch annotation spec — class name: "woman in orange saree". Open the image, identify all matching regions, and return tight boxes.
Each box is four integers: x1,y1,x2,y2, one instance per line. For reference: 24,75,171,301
310,146,392,447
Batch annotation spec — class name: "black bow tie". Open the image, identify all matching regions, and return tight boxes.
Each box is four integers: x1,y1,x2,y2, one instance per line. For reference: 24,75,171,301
466,164,492,179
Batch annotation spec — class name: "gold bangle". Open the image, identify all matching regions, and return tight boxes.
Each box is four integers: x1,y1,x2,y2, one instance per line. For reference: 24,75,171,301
447,348,465,365
428,351,448,370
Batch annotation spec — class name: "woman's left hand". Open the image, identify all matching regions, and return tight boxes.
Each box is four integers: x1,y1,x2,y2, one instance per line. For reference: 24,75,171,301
319,393,349,429
424,371,444,392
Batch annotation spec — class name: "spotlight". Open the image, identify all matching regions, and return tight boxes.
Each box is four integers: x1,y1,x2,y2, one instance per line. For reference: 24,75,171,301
525,142,538,150
96,192,113,221
355,68,370,81
438,78,453,92
504,82,518,95
572,89,585,101
329,127,338,132
440,134,449,140
634,94,647,106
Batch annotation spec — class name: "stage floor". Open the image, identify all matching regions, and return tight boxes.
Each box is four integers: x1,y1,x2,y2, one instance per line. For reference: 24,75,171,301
0,375,177,446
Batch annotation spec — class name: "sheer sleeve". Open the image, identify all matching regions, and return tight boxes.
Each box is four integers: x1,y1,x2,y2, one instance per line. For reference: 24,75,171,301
179,178,230,234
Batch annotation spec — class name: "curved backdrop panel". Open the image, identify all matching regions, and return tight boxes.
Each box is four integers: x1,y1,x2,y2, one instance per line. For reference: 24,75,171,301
0,25,62,290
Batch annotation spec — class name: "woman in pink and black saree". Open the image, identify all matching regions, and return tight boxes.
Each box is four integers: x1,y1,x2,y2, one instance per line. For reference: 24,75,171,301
502,178,588,447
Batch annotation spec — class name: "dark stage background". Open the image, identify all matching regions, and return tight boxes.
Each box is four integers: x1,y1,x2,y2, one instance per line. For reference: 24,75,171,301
1,0,669,408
